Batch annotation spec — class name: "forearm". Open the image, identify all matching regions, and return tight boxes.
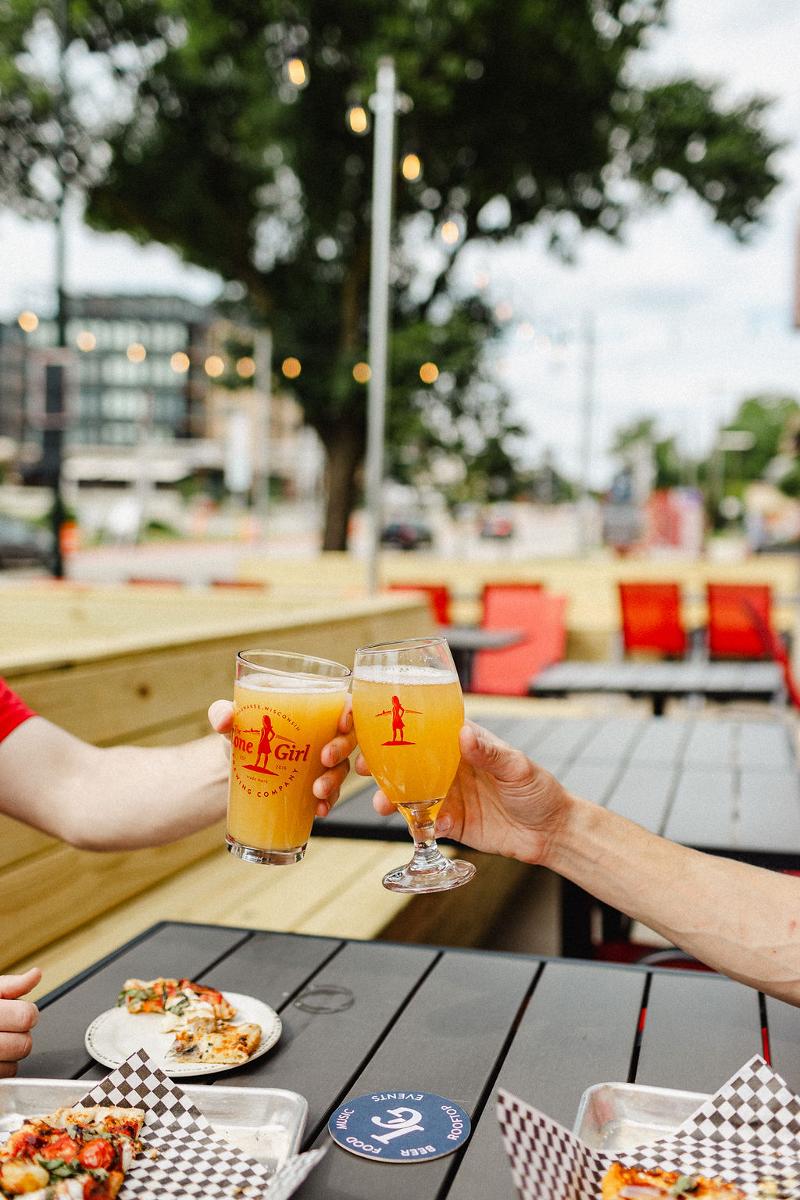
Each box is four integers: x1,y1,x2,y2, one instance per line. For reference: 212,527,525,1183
0,718,229,850
545,796,800,1005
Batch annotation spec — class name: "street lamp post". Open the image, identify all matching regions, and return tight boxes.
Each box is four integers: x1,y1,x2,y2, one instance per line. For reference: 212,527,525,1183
364,58,399,595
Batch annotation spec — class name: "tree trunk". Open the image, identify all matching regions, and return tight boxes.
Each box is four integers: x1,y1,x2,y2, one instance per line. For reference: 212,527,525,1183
321,422,365,551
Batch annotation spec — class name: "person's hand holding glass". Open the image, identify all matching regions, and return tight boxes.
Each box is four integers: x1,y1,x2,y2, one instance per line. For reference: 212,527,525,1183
351,636,475,893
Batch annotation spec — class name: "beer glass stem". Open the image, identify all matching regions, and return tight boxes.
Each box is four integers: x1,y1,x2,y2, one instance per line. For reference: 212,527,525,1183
406,812,449,874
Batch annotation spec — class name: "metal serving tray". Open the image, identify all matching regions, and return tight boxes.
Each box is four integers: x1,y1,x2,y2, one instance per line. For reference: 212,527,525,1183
0,1078,307,1175
574,1082,709,1152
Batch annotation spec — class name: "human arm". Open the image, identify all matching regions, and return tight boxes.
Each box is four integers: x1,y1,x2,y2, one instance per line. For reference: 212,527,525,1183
364,720,800,1006
0,697,356,852
0,969,40,1079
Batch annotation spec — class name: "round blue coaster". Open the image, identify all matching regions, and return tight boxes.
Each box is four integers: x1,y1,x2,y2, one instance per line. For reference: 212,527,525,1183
328,1090,471,1162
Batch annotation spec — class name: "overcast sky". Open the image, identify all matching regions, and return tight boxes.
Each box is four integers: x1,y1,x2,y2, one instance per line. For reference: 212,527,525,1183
1,0,798,487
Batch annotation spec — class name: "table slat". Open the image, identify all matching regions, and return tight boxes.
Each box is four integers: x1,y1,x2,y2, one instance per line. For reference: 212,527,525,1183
636,972,761,1091
576,719,646,764
663,767,736,848
738,771,800,854
606,765,675,834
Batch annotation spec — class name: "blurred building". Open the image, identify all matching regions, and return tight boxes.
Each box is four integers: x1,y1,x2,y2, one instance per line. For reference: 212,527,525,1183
0,295,322,499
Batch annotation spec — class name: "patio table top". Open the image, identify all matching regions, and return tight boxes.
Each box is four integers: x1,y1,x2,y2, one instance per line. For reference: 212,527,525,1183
530,660,784,715
21,920,800,1200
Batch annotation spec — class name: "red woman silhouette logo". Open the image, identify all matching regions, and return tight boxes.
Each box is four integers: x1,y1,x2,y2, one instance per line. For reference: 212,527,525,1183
233,711,308,776
375,694,422,746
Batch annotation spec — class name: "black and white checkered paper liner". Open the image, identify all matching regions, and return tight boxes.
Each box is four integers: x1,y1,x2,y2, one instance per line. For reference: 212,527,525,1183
76,1048,325,1200
498,1056,800,1200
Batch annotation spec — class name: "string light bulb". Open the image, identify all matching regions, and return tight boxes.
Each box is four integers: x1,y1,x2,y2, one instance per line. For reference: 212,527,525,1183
236,356,256,379
76,330,96,352
127,342,146,363
419,362,439,384
170,352,190,373
346,105,368,135
352,361,371,383
282,356,302,379
440,220,460,246
17,311,38,333
204,355,225,378
286,58,307,87
401,153,421,181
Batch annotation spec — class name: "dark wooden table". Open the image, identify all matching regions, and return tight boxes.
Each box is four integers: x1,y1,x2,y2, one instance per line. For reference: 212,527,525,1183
320,710,800,954
22,921,800,1199
530,660,784,715
437,626,523,690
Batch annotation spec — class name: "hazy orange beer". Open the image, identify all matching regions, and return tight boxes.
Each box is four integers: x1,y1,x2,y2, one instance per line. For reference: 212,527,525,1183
352,636,474,893
351,673,463,815
226,650,351,865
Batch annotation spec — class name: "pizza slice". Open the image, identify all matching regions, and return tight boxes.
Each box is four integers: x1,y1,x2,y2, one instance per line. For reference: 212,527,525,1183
118,977,235,1023
602,1163,745,1200
169,1020,262,1065
117,977,180,1014
0,1104,144,1200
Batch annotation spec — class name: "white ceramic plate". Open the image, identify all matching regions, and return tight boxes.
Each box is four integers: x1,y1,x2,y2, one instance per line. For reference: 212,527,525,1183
84,992,282,1077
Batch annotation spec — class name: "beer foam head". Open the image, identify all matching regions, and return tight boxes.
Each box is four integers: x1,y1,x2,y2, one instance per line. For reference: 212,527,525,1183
352,664,459,686
237,671,349,694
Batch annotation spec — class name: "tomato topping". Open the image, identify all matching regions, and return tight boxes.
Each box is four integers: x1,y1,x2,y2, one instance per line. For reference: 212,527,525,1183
78,1138,115,1170
83,1178,110,1200
46,1134,80,1161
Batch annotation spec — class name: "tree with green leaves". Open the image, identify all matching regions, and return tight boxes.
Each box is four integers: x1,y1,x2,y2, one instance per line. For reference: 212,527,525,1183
0,0,782,547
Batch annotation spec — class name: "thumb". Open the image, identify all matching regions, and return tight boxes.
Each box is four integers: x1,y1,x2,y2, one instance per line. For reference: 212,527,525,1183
459,721,527,784
208,700,234,734
0,968,42,1000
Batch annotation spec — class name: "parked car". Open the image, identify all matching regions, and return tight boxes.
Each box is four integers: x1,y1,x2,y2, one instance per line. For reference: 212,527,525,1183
0,513,53,570
479,515,514,540
380,520,434,551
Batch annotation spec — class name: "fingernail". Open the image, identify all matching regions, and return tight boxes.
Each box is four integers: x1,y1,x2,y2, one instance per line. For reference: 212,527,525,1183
435,815,453,836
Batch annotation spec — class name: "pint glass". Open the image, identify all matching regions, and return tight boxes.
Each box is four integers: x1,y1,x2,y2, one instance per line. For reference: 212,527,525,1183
226,649,351,865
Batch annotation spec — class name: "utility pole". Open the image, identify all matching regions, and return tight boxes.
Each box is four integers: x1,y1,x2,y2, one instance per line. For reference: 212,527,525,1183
577,311,596,555
48,0,71,577
364,58,399,594
255,329,273,527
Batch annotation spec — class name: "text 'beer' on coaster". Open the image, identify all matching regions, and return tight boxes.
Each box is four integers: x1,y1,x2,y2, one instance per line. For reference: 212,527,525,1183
327,1089,471,1163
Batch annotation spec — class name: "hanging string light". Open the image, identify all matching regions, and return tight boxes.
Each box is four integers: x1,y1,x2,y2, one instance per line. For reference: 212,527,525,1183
401,153,421,181
282,356,302,379
75,331,96,352
204,354,225,378
170,351,190,373
352,361,371,383
17,311,39,333
419,361,439,384
127,342,146,363
236,356,256,378
346,105,369,135
286,58,307,87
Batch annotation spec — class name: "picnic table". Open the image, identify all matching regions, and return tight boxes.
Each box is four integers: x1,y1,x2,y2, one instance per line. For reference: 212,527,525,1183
21,920,800,1199
321,710,800,955
529,660,784,715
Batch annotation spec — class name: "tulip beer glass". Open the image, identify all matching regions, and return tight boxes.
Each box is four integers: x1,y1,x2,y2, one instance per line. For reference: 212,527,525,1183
227,649,351,865
352,636,475,893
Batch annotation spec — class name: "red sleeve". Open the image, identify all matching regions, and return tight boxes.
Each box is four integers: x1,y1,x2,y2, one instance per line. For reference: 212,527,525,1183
0,678,36,743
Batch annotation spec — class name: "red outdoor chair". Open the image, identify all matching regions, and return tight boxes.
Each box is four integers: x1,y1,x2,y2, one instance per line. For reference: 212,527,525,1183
706,583,773,660
471,583,566,695
730,591,800,709
618,582,687,658
387,583,452,625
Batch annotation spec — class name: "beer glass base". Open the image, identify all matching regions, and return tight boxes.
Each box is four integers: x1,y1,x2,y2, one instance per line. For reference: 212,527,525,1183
382,857,476,894
226,836,306,865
